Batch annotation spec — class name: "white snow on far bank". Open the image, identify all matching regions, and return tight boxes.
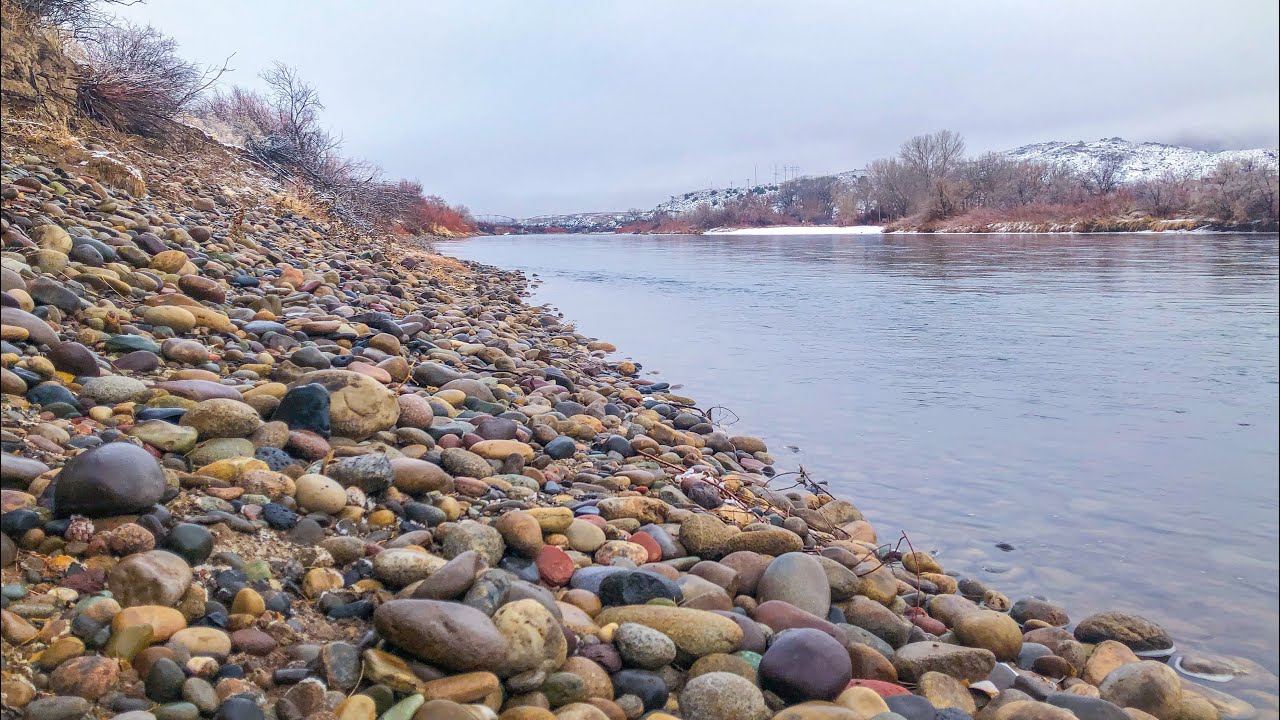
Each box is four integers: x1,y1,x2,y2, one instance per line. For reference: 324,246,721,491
704,225,884,236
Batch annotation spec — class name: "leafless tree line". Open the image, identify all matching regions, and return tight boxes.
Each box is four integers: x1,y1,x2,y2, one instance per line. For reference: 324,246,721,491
75,22,230,138
199,63,426,230
854,130,1279,227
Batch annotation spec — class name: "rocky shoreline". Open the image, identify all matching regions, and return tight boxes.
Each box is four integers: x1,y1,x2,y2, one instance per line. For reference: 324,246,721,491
0,120,1269,720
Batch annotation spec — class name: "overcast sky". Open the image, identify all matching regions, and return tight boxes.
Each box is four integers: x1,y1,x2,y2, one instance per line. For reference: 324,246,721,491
114,0,1279,217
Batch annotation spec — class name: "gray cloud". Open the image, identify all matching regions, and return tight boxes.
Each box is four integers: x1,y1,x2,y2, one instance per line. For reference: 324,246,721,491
115,0,1279,216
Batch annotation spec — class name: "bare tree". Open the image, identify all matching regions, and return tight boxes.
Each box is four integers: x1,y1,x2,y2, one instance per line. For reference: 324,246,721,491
899,130,967,183
775,176,837,224
1084,156,1124,195
866,157,913,218
894,130,968,217
252,62,341,171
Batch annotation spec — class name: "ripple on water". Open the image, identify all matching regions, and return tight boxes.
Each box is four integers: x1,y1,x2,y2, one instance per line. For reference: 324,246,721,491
448,232,1280,685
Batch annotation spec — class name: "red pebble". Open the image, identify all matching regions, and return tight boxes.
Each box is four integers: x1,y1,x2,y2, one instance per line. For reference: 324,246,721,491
536,545,574,586
437,434,462,449
61,568,106,594
907,611,947,635
579,514,607,529
629,531,662,563
847,679,911,697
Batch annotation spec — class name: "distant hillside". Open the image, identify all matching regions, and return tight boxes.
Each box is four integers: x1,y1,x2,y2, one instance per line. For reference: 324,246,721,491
491,137,1277,234
653,170,865,217
1004,137,1278,184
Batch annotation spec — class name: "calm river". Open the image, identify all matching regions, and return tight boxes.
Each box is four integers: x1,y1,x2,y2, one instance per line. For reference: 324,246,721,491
446,233,1279,692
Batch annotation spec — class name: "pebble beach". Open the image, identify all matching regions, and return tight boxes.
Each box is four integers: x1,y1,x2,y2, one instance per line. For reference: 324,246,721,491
1,116,1275,720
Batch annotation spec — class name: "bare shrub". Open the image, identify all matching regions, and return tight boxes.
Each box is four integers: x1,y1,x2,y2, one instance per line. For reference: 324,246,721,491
1134,170,1194,217
1196,160,1280,225
198,86,279,143
199,64,475,233
76,22,228,137
15,0,136,37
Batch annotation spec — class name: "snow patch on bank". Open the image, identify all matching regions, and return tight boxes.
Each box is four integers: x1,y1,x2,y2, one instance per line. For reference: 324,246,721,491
704,225,884,236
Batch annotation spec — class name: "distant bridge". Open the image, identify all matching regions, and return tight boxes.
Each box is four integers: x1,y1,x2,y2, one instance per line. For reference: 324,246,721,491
474,214,518,226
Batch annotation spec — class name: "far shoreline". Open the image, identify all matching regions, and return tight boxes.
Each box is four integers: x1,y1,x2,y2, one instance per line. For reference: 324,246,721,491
455,226,1280,239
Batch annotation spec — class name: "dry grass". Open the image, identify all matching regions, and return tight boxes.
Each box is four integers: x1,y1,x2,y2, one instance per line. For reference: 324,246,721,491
886,193,1217,233
266,183,332,224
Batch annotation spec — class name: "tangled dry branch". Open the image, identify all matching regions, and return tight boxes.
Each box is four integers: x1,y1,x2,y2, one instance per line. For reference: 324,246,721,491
76,22,232,138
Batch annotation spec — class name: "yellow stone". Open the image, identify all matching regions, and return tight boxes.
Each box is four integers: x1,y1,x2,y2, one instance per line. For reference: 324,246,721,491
242,383,287,400
918,671,977,715
361,648,424,693
27,357,55,376
470,439,535,462
527,507,575,533
835,686,890,718
112,606,187,640
422,671,501,704
434,389,467,407
186,306,235,332
169,626,232,658
921,572,958,594
302,568,345,597
230,588,265,617
901,551,942,574
368,509,396,527
9,289,35,312
437,496,463,522
771,704,860,720
335,694,376,720
337,506,366,523
150,250,190,273
195,457,269,481
37,636,86,670
226,614,257,631
568,414,604,433
141,306,197,332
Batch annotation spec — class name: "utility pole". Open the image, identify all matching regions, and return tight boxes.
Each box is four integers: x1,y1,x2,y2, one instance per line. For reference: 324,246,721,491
754,164,758,188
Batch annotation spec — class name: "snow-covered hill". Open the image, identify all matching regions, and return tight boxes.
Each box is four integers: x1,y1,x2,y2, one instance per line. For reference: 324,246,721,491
1004,137,1278,183
652,169,865,216
516,210,649,232
501,139,1277,231
654,185,775,216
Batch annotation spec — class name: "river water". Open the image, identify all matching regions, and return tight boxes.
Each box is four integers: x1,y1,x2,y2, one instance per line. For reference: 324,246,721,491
446,232,1280,690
